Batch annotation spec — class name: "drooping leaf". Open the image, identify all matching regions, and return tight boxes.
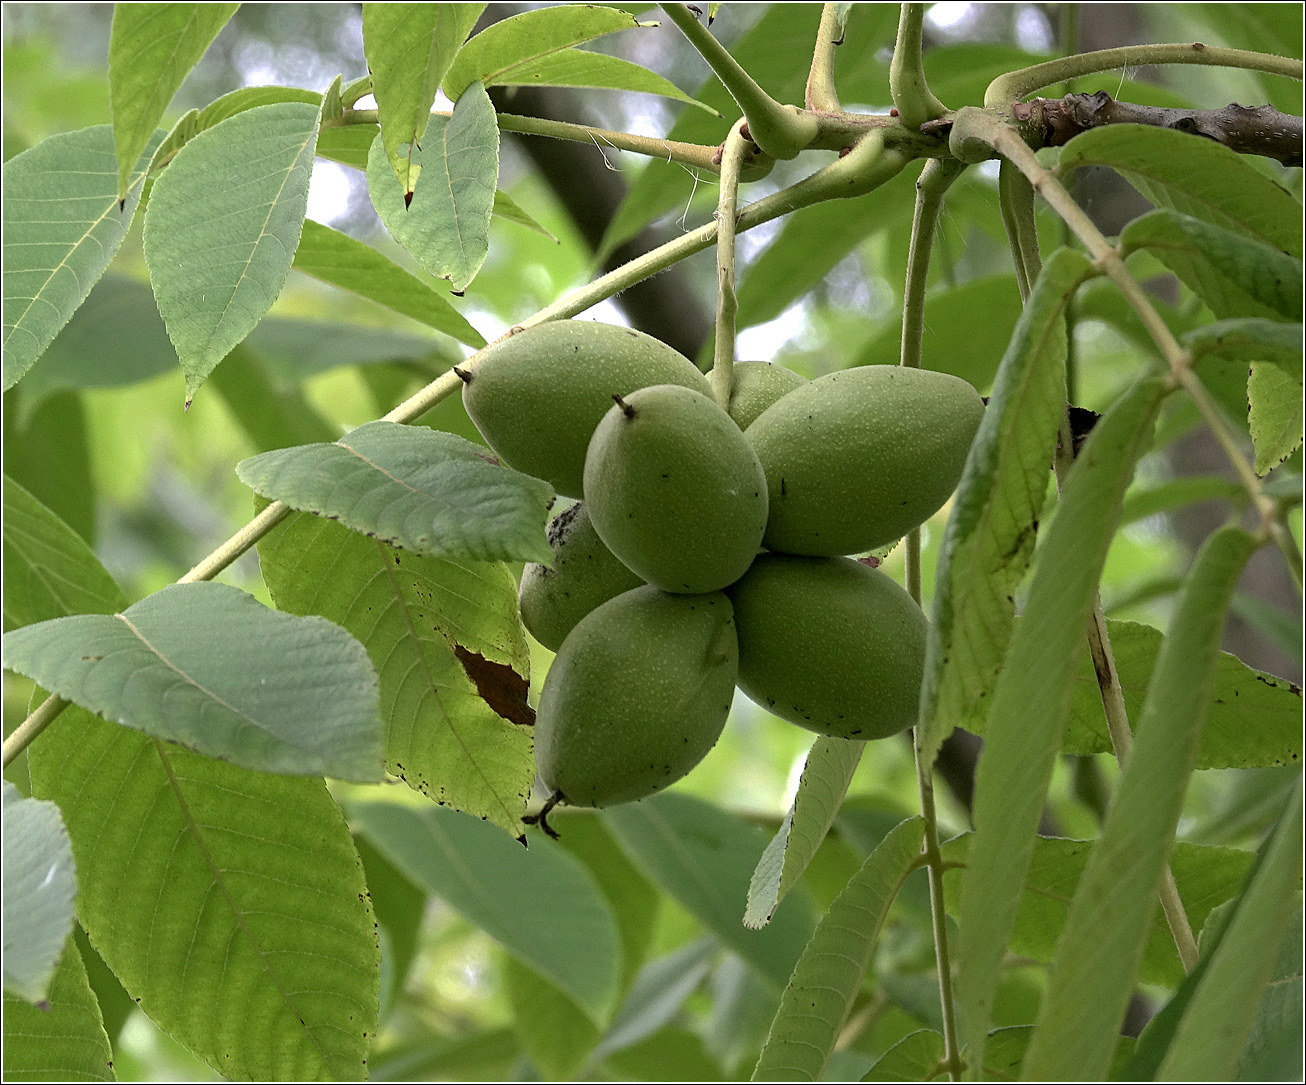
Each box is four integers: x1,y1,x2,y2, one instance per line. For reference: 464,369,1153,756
1121,210,1302,321
245,314,453,383
605,1026,725,1081
442,5,647,99
486,47,715,112
3,126,159,391
1233,899,1304,1081
353,834,427,1023
3,476,125,632
746,736,864,929
1064,618,1302,770
505,959,602,1080
492,189,558,240
256,505,535,836
363,3,484,198
1249,361,1304,475
368,1028,521,1081
1184,318,1303,383
1120,475,1246,526
2,581,384,781
1023,527,1258,1081
752,817,924,1081
207,345,340,452
1056,125,1302,258
917,249,1090,767
956,377,1169,1070
367,82,499,292
350,800,621,1022
143,102,321,403
862,1028,943,1081
603,792,817,995
237,421,554,563
28,707,380,1081
2,940,113,1082
2,781,77,1004
316,122,379,170
108,3,238,198
1158,782,1304,1080
2,392,95,546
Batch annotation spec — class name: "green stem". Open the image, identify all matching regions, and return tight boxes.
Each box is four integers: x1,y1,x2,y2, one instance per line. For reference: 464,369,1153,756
805,3,844,113
662,3,818,159
986,42,1304,107
2,693,67,769
890,3,948,130
711,120,750,411
998,158,1041,299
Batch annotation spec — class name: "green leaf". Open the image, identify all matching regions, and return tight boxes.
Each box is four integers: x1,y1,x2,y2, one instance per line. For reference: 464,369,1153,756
862,1028,944,1081
1250,361,1303,475
1231,592,1303,666
752,817,925,1081
245,314,453,383
918,250,1090,767
207,345,340,452
604,1026,725,1081
603,792,817,994
1057,125,1302,258
238,421,554,563
316,122,378,170
3,126,159,391
143,102,321,404
2,940,113,1082
956,376,1169,1070
293,218,487,346
2,781,77,1003
369,1027,521,1081
363,3,484,198
2,392,95,546
746,737,864,929
353,834,427,1022
350,799,621,1022
1159,781,1304,1080
493,189,558,241
854,273,1026,391
1023,527,1258,1081
1121,210,1302,321
442,5,647,99
2,581,385,781
487,47,716,113
3,476,126,632
1233,900,1303,1081
256,506,536,836
1120,475,1246,526
505,958,602,1079
108,3,238,198
1185,318,1303,383
1064,619,1302,770
367,82,499,292
29,707,379,1081
942,836,1255,990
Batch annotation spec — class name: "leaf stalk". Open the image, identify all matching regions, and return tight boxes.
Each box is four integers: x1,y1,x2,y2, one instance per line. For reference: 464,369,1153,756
711,119,750,411
889,3,948,130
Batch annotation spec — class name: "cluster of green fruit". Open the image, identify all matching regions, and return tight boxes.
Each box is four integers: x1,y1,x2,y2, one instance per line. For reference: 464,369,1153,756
462,322,984,814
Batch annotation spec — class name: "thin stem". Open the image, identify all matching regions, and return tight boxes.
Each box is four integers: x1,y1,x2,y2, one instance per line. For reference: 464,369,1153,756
711,120,750,411
986,42,1304,108
662,3,818,159
2,693,67,769
998,158,1041,299
890,3,948,130
806,3,844,113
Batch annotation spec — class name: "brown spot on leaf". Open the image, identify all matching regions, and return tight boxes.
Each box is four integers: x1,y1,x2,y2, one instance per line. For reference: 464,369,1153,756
454,645,535,726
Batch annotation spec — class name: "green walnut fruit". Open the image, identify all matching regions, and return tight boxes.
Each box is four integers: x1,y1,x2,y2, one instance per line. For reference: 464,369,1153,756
745,366,985,556
728,553,926,741
519,502,644,651
536,586,737,807
727,361,808,430
584,384,768,593
461,321,711,497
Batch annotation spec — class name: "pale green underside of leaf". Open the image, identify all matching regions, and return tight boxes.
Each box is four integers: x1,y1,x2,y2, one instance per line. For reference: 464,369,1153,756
1023,527,1257,1081
1057,124,1303,258
442,4,646,100
1159,782,1304,1080
918,249,1089,767
752,817,924,1081
1249,361,1304,475
2,782,78,1004
143,101,321,402
492,189,557,240
2,126,159,392
2,581,385,781
746,737,864,929
1120,474,1245,527
942,836,1255,991
237,421,554,563
108,3,238,198
29,708,379,1081
1185,317,1303,382
3,475,126,632
350,799,620,1022
367,84,499,292
485,48,715,113
293,218,486,345
256,504,535,836
1063,618,1302,770
2,941,114,1082
504,958,601,1079
603,792,817,995
364,3,483,196
957,377,1168,1071
1122,209,1302,321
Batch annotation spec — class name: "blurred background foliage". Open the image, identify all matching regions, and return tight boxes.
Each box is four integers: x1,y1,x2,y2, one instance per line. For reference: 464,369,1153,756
3,3,1301,1080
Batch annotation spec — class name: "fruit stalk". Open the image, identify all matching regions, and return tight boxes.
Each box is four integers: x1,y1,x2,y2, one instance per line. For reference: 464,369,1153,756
712,119,750,411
